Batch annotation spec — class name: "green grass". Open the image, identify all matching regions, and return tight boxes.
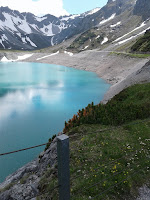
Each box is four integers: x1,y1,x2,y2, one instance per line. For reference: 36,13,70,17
68,122,150,199
111,51,150,58
38,121,150,200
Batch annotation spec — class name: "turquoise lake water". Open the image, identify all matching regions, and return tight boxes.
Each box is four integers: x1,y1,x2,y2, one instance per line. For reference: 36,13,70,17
0,62,110,183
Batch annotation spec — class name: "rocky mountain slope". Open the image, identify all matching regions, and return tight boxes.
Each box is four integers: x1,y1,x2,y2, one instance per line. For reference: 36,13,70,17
67,0,150,52
131,29,150,52
0,6,102,50
1,0,150,51
133,0,150,20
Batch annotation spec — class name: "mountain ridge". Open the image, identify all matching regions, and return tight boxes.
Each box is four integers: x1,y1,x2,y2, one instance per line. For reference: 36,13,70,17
0,0,150,51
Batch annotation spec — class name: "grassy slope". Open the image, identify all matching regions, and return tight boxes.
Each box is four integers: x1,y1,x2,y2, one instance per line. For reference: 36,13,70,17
38,83,150,200
131,29,150,52
64,83,150,132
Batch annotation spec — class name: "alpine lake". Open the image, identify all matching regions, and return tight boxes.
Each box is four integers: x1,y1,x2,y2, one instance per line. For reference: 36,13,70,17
0,62,110,183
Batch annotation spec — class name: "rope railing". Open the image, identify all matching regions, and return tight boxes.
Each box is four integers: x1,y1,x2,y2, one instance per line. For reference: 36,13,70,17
0,143,48,156
0,118,149,157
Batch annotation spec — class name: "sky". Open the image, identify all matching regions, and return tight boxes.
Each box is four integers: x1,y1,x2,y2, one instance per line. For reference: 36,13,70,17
0,0,108,17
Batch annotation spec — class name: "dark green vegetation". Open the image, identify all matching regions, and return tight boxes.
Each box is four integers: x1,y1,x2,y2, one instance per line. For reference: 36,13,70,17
131,29,150,52
37,83,150,199
64,83,150,132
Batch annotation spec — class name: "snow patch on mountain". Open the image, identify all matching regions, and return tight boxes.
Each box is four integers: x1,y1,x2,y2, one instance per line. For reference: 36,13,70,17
84,8,101,16
16,54,34,61
26,36,37,47
82,45,89,50
17,20,32,34
101,37,108,44
0,40,5,48
0,34,8,48
99,13,116,25
36,51,59,60
61,14,80,21
21,37,27,43
58,22,68,31
1,34,8,41
1,13,18,32
114,21,146,42
64,51,73,56
40,24,54,36
1,54,33,62
34,16,47,22
116,26,150,45
1,56,9,61
96,35,100,39
110,21,121,28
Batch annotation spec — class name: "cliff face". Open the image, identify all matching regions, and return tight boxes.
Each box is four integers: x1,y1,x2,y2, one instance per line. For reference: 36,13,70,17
0,137,57,200
133,0,150,20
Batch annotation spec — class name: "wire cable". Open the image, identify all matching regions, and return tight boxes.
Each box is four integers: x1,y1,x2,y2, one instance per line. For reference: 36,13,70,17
0,143,48,156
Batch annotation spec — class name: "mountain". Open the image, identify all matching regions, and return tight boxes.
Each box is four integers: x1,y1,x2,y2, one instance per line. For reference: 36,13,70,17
67,0,150,52
133,0,150,20
0,6,102,50
0,0,150,51
0,6,69,50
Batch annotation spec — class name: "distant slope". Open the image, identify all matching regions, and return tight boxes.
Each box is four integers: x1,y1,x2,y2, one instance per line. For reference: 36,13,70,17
67,0,150,52
133,0,150,20
131,29,150,52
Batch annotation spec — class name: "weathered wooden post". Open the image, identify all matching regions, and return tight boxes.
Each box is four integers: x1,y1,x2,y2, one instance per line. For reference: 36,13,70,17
57,134,70,200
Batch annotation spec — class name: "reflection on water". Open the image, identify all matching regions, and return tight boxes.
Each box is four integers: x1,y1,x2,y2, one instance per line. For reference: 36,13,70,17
0,62,110,183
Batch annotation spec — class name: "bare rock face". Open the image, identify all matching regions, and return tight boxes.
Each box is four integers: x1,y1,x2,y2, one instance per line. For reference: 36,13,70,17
0,137,57,200
136,185,150,200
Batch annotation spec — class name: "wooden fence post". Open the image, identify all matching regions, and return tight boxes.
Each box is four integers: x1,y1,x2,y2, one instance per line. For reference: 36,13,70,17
57,134,70,200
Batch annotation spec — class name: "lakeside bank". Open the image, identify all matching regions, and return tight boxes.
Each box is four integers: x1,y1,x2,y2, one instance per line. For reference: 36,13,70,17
19,50,150,102
0,50,150,103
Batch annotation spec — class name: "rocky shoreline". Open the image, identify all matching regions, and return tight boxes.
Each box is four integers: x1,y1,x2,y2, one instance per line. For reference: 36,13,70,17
0,137,58,200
